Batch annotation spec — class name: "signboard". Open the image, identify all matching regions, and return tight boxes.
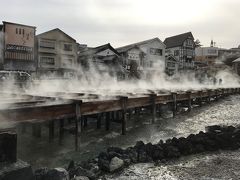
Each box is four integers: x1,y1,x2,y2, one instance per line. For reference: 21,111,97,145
6,44,33,52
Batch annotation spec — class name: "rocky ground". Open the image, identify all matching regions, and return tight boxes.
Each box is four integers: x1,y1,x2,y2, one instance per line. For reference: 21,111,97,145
105,150,240,180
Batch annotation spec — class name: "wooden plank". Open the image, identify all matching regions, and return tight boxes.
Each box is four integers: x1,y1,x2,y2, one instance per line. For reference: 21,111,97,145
81,100,121,115
0,104,75,122
0,88,237,125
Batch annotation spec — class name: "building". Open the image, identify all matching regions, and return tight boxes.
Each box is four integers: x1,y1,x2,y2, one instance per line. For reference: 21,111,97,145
0,21,36,72
164,32,195,70
36,28,78,78
116,37,166,79
232,57,240,75
78,43,125,79
165,54,179,76
195,46,219,66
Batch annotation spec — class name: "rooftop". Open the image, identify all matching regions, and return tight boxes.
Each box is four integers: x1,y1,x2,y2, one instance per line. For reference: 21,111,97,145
37,28,76,42
116,37,165,53
164,32,194,48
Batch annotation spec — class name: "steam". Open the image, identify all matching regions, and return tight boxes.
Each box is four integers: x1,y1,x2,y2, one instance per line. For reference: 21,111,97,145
25,56,240,98
0,47,239,112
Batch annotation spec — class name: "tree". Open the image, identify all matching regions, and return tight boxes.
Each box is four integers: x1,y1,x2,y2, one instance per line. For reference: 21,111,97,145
194,39,202,48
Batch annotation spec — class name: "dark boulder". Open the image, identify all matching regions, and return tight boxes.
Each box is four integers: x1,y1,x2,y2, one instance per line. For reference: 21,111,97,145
98,158,110,172
125,147,138,163
45,168,69,180
69,166,96,180
107,147,124,154
164,145,180,158
35,167,48,180
151,145,164,160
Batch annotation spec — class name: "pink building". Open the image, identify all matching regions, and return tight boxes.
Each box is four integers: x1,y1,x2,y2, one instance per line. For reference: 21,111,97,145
0,21,36,72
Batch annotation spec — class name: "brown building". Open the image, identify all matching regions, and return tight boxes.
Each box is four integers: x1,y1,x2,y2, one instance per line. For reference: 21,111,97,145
0,21,36,72
164,32,195,70
78,43,124,76
36,28,78,78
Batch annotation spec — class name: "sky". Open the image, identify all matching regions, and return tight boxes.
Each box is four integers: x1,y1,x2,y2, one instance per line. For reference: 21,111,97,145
1,0,240,48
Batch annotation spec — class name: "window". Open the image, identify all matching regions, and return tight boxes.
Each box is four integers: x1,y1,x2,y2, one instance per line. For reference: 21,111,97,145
186,39,193,46
19,29,21,35
22,29,25,35
39,40,55,49
40,56,55,66
208,49,217,54
64,44,73,51
186,49,193,56
150,61,153,67
16,28,18,34
150,48,162,56
62,58,73,67
174,50,179,56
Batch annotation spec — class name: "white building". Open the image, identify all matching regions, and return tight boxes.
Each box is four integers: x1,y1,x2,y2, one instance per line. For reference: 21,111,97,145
195,46,218,66
116,37,166,79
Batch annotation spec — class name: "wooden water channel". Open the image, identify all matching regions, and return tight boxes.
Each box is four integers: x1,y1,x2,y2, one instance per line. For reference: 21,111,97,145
0,87,240,150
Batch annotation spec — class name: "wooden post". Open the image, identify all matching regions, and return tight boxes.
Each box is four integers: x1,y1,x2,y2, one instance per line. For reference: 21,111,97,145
135,107,140,116
128,109,132,120
120,97,128,135
158,104,162,117
198,91,203,106
187,91,192,112
59,119,64,144
172,93,177,117
97,113,102,129
32,123,36,136
150,94,157,124
21,122,27,134
83,116,88,128
75,101,82,151
105,112,110,131
207,90,211,103
35,123,41,138
49,120,54,142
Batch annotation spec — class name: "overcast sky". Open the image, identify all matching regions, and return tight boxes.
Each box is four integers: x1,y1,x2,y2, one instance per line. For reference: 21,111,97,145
1,0,240,48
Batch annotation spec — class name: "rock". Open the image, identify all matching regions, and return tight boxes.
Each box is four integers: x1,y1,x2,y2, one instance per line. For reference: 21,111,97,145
109,157,124,172
69,166,96,180
98,158,110,172
0,160,34,180
176,137,193,155
158,140,164,145
164,145,180,158
125,147,138,163
67,160,75,171
205,125,222,133
145,143,154,155
123,158,131,166
98,152,109,160
134,141,145,150
108,151,122,159
45,168,69,180
107,147,124,154
138,149,148,162
35,167,48,180
151,145,164,160
71,176,90,180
